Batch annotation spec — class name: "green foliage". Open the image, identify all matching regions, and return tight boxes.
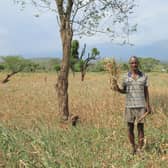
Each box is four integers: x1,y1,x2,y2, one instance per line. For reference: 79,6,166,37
70,40,79,60
54,64,61,72
118,57,167,73
70,40,79,72
91,48,100,58
121,63,129,71
73,61,83,72
26,57,61,72
152,64,165,72
70,40,100,73
48,58,61,71
1,56,42,73
88,60,105,72
2,56,27,73
0,119,167,167
138,57,160,72
23,61,40,72
0,63,5,71
1,55,167,73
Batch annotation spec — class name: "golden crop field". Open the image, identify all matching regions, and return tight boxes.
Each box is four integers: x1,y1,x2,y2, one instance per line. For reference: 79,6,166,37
0,72,168,167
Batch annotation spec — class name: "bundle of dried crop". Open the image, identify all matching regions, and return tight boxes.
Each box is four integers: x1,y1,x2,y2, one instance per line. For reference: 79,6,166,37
103,58,120,91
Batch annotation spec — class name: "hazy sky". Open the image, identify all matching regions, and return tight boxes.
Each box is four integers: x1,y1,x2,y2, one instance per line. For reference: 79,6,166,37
0,0,168,61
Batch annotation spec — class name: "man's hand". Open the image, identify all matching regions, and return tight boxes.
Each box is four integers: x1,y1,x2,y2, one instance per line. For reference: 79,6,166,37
146,105,152,114
111,78,119,91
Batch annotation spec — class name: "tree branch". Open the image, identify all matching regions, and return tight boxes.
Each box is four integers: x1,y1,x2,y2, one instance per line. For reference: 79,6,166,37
55,0,64,20
66,0,73,19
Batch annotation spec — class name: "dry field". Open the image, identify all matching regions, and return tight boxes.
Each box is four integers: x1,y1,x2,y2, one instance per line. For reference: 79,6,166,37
0,72,125,128
0,72,168,167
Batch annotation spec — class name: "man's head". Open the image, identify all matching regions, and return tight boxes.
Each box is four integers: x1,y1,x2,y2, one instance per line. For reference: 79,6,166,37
129,56,139,72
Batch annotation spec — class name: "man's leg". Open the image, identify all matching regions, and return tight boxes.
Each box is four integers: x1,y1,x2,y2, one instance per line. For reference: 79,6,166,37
128,122,136,154
137,123,144,149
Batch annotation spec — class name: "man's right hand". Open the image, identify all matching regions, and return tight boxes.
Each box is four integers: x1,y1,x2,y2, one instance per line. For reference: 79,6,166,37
111,78,119,91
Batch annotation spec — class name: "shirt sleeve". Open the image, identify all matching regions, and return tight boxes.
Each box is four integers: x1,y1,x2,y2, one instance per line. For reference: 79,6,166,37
120,73,127,91
144,74,148,87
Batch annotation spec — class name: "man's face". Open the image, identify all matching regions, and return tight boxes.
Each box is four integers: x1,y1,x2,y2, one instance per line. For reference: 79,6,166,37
129,58,138,71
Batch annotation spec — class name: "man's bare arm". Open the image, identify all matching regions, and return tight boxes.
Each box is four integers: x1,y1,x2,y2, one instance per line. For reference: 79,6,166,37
115,84,126,94
144,86,151,113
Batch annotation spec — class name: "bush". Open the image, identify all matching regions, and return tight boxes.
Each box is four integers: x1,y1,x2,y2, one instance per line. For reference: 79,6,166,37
0,64,5,71
54,64,61,72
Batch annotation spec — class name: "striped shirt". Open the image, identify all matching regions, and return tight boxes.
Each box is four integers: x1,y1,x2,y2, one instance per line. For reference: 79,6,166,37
121,71,148,108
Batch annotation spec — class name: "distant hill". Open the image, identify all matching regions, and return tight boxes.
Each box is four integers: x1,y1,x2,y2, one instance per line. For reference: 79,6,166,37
28,57,59,62
27,57,61,71
28,57,61,64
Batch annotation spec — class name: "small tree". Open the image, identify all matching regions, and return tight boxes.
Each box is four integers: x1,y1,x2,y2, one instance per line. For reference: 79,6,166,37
2,56,29,83
79,45,100,81
0,63,5,71
48,58,61,71
70,40,100,81
54,63,61,73
70,40,79,76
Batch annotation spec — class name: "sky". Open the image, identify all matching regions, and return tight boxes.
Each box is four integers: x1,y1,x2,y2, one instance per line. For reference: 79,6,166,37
0,0,168,61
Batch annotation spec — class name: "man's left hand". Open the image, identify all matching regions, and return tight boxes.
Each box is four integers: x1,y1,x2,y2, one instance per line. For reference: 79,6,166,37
146,105,152,114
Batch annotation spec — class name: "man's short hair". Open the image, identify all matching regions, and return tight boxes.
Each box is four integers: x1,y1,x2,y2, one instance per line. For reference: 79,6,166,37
129,56,139,64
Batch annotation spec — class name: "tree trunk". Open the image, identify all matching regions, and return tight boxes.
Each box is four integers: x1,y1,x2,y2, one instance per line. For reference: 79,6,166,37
2,71,18,83
81,70,85,81
56,21,72,121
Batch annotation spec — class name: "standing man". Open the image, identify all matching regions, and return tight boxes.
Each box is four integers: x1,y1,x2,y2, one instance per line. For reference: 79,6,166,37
115,56,151,155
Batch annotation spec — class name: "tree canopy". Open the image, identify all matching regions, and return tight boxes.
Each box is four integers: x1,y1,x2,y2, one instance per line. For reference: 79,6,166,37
14,0,136,43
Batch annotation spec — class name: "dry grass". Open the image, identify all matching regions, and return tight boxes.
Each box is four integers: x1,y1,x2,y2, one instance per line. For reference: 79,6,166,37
1,72,167,128
0,72,167,167
0,73,59,128
0,72,124,128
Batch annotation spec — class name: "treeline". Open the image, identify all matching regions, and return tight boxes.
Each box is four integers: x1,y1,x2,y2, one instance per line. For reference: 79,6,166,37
0,40,168,79
120,57,168,73
0,55,168,74
0,56,61,73
0,56,168,74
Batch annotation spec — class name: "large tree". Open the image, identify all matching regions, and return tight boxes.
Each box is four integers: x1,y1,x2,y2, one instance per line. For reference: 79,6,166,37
15,0,136,120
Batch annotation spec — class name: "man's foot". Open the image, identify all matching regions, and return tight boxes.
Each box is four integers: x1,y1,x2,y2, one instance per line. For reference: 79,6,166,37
131,147,137,155
136,147,143,155
131,144,139,155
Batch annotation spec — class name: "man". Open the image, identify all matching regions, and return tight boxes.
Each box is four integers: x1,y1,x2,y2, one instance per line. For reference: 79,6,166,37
115,56,151,155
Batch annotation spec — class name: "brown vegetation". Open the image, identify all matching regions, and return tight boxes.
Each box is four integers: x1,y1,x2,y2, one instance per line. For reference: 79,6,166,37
0,72,167,129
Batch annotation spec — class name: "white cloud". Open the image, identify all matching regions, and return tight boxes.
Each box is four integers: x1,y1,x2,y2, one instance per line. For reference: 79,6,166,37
0,0,62,56
130,0,168,45
0,0,168,57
